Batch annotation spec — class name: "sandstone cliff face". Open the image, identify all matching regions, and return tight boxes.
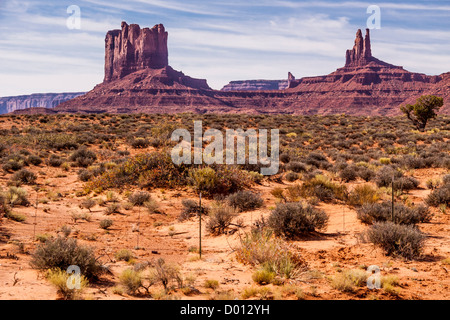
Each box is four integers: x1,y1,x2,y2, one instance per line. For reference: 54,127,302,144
48,26,450,116
0,92,85,114
221,80,288,91
104,22,169,82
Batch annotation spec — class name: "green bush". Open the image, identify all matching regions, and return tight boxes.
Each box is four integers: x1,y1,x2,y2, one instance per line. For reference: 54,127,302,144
86,151,187,192
119,269,143,295
268,202,328,239
6,187,29,207
189,166,252,197
30,236,103,279
347,184,379,206
300,175,347,202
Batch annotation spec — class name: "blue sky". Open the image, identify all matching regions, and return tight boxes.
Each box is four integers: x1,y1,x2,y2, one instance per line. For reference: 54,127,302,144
1,0,450,96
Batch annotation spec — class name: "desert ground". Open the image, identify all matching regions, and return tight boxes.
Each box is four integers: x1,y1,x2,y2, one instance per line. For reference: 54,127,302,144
0,113,449,300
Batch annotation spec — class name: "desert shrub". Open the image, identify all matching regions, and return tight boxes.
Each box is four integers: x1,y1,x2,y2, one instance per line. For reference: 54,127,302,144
339,165,358,182
4,211,26,222
204,279,220,290
81,198,96,212
70,148,97,168
189,166,252,197
86,152,187,191
99,219,113,230
78,169,92,182
280,153,290,163
374,166,403,188
30,236,103,279
331,269,368,292
46,268,88,300
357,201,430,225
48,155,63,167
128,191,151,206
300,175,347,202
130,137,150,149
0,193,9,219
149,258,181,291
119,269,143,295
226,190,263,212
395,176,420,192
252,268,275,285
426,183,450,207
247,171,264,184
400,155,426,169
268,202,328,239
36,133,79,150
286,161,307,173
11,169,37,185
362,222,425,259
105,203,121,215
235,229,306,278
27,155,43,166
206,205,238,235
115,249,133,262
357,166,375,182
375,166,419,192
2,159,24,172
304,152,330,169
5,187,29,207
285,171,299,182
347,184,379,206
144,198,159,214
178,199,207,221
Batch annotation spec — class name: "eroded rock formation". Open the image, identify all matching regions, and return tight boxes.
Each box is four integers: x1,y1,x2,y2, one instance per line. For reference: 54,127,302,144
0,92,85,114
104,22,169,82
45,26,450,115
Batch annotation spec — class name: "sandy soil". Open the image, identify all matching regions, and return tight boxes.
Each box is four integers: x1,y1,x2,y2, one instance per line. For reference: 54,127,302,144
1,166,449,300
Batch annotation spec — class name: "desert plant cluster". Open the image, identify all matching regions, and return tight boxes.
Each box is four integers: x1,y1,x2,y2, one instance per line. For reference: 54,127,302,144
0,112,449,300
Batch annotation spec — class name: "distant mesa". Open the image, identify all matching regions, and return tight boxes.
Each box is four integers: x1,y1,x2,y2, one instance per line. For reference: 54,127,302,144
0,92,85,115
221,80,288,91
11,24,450,115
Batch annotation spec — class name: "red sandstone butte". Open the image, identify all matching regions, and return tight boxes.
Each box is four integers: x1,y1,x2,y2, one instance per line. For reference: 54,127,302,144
104,22,169,82
53,25,449,115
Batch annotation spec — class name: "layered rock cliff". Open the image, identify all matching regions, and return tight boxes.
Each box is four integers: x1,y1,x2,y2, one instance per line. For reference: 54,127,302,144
221,80,288,91
43,25,450,115
0,92,85,114
104,22,169,82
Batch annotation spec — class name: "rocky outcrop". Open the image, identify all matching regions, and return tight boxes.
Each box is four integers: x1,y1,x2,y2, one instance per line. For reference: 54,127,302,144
104,22,169,82
0,92,85,114
19,26,450,116
284,28,448,115
221,79,288,91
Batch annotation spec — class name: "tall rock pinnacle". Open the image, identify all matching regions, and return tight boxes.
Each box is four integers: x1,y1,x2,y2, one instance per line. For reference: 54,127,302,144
345,28,373,67
104,22,169,82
